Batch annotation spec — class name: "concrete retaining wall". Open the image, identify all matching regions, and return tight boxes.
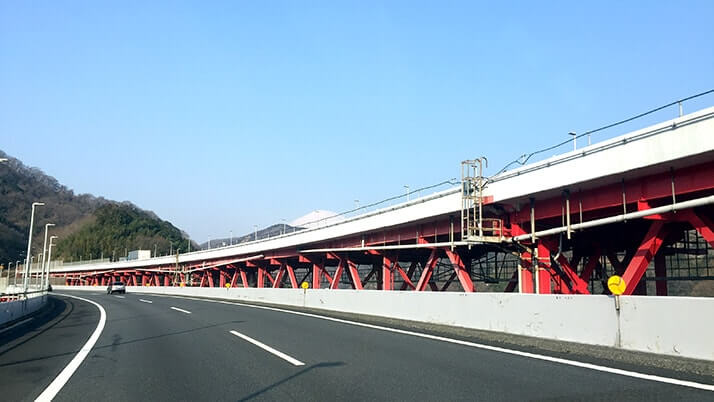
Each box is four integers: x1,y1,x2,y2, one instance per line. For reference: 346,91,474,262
0,294,47,327
54,286,714,361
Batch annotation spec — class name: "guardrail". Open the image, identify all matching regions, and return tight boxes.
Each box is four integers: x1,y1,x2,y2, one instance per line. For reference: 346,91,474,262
0,289,49,328
0,289,48,302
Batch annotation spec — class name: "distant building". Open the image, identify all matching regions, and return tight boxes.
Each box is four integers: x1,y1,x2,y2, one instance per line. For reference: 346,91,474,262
127,250,151,261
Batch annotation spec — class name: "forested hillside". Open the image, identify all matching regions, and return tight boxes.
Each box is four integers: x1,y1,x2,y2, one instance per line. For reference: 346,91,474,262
0,150,195,264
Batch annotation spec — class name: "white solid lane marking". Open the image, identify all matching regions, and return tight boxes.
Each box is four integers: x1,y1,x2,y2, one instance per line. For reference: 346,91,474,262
170,306,191,314
139,299,153,304
0,317,34,334
229,330,304,366
36,293,107,402
114,295,125,299
155,294,714,392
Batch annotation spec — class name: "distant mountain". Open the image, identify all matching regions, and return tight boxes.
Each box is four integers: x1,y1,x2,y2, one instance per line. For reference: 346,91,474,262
0,150,196,264
290,210,344,228
200,223,302,250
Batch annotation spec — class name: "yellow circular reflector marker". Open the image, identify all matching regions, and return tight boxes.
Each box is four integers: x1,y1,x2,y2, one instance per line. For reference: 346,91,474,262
300,281,309,289
608,275,627,295
225,283,231,288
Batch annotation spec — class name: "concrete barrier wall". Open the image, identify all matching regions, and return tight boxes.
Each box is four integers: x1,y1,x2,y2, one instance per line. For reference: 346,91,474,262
0,294,47,327
54,286,713,361
619,296,714,361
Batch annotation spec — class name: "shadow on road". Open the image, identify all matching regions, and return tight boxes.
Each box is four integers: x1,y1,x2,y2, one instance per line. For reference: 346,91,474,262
0,318,245,369
238,361,345,401
0,296,72,356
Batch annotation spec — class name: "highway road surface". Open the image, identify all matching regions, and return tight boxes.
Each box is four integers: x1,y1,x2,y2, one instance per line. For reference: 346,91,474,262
1,291,713,401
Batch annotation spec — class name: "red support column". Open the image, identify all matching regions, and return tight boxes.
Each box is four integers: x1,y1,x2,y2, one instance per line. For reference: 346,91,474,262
207,271,215,287
547,249,590,294
286,264,298,288
536,245,551,294
273,263,286,288
330,259,345,289
445,249,474,292
416,249,439,291
398,261,418,290
164,275,170,286
396,262,417,290
622,221,667,295
230,269,239,288
239,267,249,288
580,251,601,282
199,273,206,287
520,251,534,293
257,266,265,288
312,263,322,289
347,260,364,290
382,254,394,291
219,270,227,288
683,210,714,248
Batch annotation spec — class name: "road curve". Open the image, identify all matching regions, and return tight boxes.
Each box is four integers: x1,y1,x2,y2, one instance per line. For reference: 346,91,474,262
1,291,713,401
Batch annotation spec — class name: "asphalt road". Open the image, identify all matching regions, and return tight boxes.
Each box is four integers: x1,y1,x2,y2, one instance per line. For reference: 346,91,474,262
1,291,713,401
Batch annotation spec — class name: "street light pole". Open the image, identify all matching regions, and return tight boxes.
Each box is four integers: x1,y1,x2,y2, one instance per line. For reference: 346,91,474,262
41,223,55,290
404,185,410,201
24,202,45,291
46,236,58,289
568,131,577,151
253,225,258,241
230,230,233,245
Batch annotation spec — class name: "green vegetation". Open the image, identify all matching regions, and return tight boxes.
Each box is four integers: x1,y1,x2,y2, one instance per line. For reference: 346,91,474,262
0,150,195,263
56,203,189,261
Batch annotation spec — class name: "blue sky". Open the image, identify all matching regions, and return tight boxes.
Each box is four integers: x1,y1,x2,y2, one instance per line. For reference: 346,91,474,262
2,1,713,242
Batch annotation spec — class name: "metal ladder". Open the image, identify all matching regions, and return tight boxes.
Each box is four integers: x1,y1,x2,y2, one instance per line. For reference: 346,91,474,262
461,158,499,242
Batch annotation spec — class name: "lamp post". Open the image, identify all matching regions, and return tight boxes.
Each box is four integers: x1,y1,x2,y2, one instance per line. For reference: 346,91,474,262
41,223,55,290
6,262,12,288
24,202,45,291
230,230,233,245
281,219,286,235
253,225,258,241
404,185,410,201
46,236,58,289
568,131,577,151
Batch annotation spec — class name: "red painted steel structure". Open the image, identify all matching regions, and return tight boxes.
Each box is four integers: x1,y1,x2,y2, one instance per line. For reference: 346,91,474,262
56,132,714,297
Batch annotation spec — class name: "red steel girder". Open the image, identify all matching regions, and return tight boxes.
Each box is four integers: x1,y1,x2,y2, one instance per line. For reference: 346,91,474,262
397,261,417,290
347,260,364,290
415,249,439,291
622,221,668,295
510,161,714,225
330,258,345,290
444,249,474,292
382,254,395,291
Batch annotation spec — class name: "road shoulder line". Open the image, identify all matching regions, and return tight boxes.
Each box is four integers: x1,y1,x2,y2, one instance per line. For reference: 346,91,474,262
35,293,107,402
